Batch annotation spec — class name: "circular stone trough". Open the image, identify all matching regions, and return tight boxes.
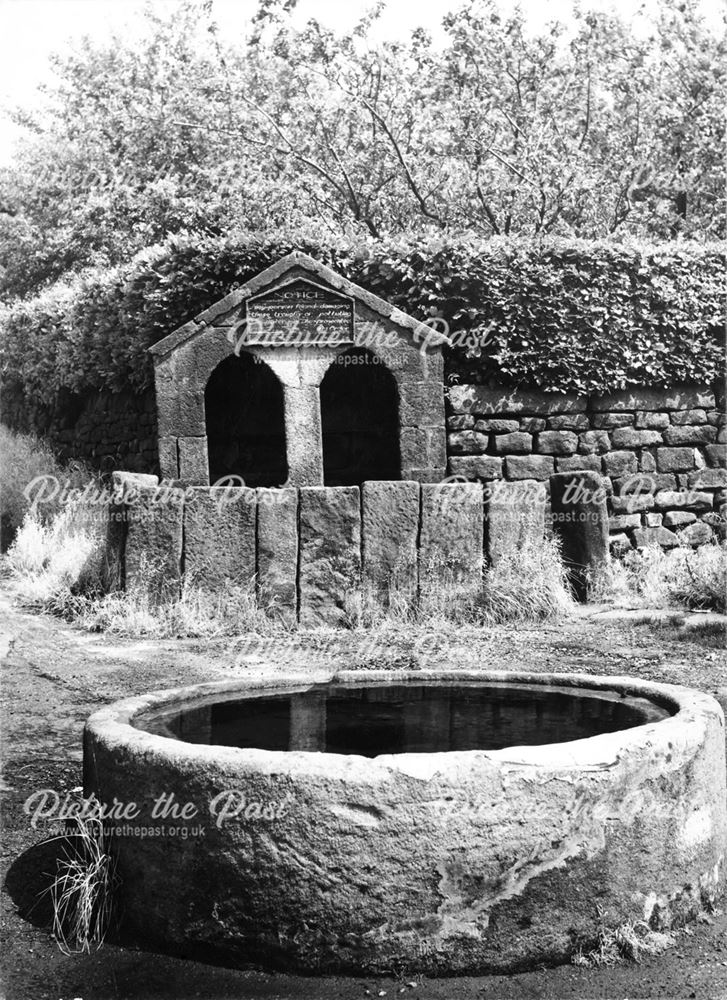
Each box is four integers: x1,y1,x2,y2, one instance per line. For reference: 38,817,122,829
83,670,727,974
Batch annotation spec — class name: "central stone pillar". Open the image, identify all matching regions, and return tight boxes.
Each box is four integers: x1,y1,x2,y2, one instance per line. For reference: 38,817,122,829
256,348,339,488
282,383,323,486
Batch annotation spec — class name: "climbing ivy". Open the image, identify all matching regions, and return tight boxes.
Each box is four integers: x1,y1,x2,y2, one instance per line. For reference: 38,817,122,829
1,235,724,409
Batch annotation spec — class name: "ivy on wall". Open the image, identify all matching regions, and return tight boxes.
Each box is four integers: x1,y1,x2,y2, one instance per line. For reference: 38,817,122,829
1,236,724,409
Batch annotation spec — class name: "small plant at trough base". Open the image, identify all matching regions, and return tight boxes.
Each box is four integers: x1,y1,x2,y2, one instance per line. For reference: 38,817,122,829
45,815,118,955
572,919,676,968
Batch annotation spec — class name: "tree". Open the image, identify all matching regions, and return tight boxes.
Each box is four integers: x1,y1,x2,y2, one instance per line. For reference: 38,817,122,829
0,0,724,301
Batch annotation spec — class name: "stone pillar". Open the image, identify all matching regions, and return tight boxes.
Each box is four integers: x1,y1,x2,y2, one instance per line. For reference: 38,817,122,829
550,470,610,601
183,487,257,589
362,480,420,606
257,487,299,622
124,482,184,603
289,691,327,751
298,486,362,627
484,480,547,566
282,384,324,486
419,482,484,605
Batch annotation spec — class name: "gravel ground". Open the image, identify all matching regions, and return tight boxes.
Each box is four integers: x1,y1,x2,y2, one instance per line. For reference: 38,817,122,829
1,584,726,1000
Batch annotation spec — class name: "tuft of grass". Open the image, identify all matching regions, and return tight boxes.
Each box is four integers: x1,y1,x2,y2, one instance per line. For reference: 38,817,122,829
572,919,676,968
346,535,575,628
45,816,118,955
592,542,727,613
4,502,108,605
473,534,575,625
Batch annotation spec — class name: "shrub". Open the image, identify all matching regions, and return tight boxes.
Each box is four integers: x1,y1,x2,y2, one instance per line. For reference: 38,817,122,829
1,236,724,421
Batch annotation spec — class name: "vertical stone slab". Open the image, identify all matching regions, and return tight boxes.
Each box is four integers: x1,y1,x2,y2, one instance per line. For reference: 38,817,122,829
362,481,420,606
484,480,547,566
419,482,484,603
299,486,361,627
283,384,324,486
158,436,179,481
550,470,610,601
108,472,160,592
178,436,209,486
124,483,184,602
257,487,298,619
183,486,256,589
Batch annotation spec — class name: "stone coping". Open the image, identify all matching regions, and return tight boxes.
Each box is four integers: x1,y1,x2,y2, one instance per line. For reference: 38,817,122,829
85,669,722,780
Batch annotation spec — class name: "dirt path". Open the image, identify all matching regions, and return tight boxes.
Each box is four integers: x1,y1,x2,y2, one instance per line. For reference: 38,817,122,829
1,585,726,1000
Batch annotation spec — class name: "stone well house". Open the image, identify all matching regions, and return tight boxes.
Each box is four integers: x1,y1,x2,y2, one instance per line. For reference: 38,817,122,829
149,252,448,489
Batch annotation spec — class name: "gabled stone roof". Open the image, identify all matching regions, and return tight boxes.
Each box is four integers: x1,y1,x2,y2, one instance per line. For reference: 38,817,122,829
149,251,449,359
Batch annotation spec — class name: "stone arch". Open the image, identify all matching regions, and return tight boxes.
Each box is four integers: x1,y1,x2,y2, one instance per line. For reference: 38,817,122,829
320,347,400,486
204,352,287,487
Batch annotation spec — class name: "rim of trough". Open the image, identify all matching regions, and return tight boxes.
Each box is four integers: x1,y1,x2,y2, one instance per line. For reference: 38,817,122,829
84,669,724,780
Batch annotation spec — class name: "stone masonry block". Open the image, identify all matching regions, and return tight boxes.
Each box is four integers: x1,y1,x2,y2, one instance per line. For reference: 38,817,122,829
449,456,503,481
184,487,256,589
125,484,184,602
362,481,420,605
504,455,554,481
299,487,361,627
257,488,298,619
484,480,546,566
419,482,483,602
537,431,578,455
550,470,610,600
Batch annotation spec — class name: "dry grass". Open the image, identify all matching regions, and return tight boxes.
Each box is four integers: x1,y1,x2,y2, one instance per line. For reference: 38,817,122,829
346,535,575,628
0,425,94,549
4,502,108,606
572,919,676,968
4,501,284,637
592,542,727,613
73,577,285,639
44,815,118,955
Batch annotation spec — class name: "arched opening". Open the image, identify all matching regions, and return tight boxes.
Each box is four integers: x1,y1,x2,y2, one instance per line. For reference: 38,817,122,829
205,353,287,487
320,348,400,486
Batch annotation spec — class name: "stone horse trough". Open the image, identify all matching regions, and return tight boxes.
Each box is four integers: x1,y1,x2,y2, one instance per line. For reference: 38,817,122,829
84,669,726,975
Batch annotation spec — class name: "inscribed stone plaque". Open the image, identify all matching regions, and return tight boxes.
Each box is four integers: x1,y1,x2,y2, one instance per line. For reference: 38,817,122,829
245,279,354,346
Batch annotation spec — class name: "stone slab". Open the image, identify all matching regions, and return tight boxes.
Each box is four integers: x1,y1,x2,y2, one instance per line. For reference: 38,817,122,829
591,385,715,412
362,481,420,605
178,436,209,485
256,488,299,619
183,487,256,589
484,480,547,566
419,482,483,603
298,486,361,627
157,437,179,480
550,470,610,601
504,455,554,481
124,484,184,602
449,456,504,481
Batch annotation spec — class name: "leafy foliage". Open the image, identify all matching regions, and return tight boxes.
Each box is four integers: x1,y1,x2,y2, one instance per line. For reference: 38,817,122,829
1,235,724,406
0,0,724,300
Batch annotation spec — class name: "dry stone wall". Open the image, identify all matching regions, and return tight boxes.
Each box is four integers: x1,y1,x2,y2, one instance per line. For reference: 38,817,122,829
2,384,157,473
447,382,726,552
